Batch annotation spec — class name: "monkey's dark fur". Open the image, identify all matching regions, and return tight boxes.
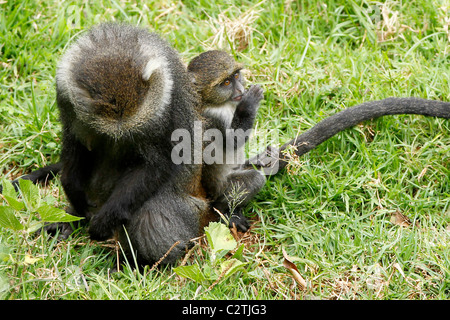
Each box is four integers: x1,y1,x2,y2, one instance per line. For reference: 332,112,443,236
51,23,210,265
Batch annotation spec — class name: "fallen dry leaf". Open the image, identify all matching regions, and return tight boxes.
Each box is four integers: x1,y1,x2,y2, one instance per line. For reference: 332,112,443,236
390,210,414,228
282,248,307,290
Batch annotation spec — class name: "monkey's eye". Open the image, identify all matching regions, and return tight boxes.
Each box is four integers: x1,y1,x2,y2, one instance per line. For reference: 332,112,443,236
223,79,231,86
234,72,239,79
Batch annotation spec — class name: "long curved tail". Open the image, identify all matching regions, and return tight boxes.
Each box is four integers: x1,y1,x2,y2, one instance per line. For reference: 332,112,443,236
245,97,450,175
0,162,62,193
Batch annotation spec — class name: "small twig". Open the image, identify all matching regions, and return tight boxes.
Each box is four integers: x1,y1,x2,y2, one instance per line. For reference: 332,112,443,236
202,263,233,295
149,240,181,272
179,243,200,267
115,241,120,273
213,207,228,225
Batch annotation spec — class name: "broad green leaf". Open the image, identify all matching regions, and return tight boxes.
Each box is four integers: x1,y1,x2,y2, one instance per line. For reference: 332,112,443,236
1,180,17,198
19,179,40,209
201,264,218,281
0,206,24,231
204,222,237,253
42,194,57,204
36,204,83,223
1,181,24,210
3,195,24,211
220,258,246,278
173,264,206,283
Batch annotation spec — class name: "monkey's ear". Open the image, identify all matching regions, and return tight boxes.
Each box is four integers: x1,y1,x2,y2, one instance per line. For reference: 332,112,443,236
188,71,198,86
73,87,94,105
142,57,165,81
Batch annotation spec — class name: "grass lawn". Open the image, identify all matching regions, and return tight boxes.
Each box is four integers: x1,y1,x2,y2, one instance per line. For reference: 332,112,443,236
0,0,449,300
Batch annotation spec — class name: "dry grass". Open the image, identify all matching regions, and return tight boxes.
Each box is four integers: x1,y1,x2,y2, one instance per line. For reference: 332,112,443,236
204,1,266,51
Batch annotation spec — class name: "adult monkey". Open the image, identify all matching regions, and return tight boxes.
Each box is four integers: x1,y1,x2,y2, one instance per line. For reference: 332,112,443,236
44,22,213,265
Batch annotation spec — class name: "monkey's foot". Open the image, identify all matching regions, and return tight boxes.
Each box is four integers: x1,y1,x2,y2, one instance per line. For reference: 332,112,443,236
88,214,115,241
244,145,280,174
227,209,251,232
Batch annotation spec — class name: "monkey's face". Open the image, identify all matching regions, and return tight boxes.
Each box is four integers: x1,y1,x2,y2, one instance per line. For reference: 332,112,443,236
187,50,245,107
204,71,246,106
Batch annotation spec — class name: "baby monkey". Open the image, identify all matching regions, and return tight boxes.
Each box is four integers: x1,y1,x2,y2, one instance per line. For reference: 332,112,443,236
188,50,266,232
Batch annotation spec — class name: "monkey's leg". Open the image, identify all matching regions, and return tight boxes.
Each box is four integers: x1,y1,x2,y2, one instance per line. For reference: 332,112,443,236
118,188,208,266
15,163,62,187
213,168,266,232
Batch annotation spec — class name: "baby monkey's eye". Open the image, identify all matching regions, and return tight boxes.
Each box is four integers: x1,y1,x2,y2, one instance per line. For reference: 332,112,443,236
234,72,239,79
223,79,231,86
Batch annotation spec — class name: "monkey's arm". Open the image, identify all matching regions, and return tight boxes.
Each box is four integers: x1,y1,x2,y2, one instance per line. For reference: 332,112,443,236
246,97,450,174
228,85,264,150
231,85,263,132
60,136,94,218
88,160,178,241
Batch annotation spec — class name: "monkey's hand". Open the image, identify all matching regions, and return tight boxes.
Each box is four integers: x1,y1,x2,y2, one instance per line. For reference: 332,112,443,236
236,85,264,116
